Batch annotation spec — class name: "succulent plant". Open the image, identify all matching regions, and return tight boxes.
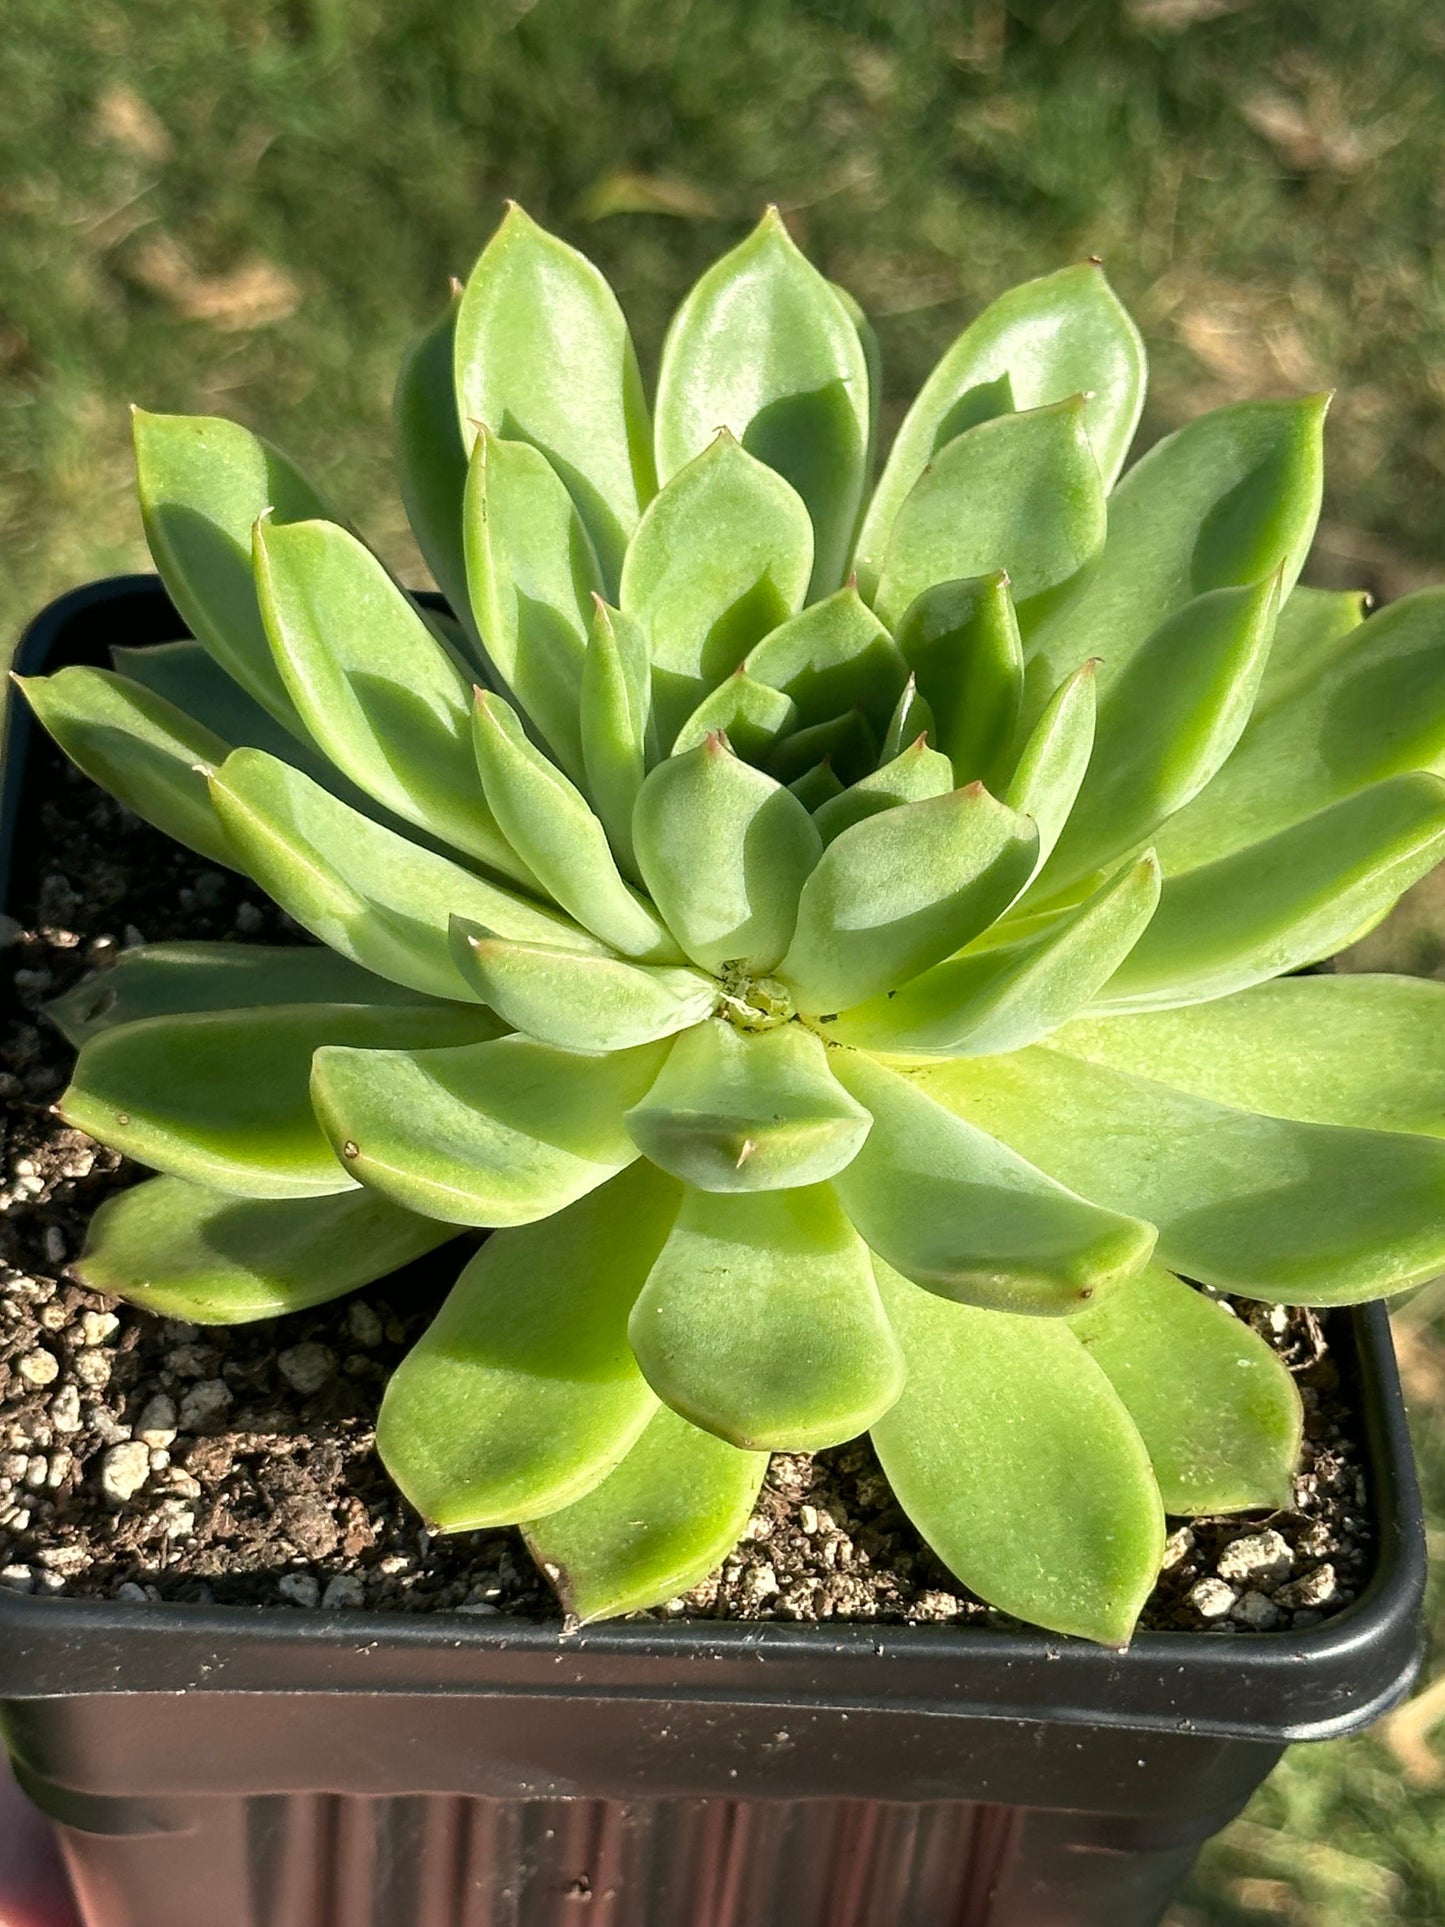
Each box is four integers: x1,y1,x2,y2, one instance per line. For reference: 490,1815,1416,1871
20,207,1445,1645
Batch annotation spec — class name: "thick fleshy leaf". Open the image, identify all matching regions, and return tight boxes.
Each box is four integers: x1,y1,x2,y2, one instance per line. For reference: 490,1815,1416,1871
1096,774,1445,1011
854,262,1146,594
580,598,655,880
1070,1265,1303,1514
812,738,955,845
208,749,598,1003
1001,661,1097,877
1025,397,1327,708
1155,590,1445,874
1255,585,1369,719
779,785,1038,1014
453,204,654,589
18,667,238,870
632,736,822,975
766,706,878,787
788,762,845,811
255,517,532,880
462,426,602,779
46,941,445,1047
672,671,798,762
829,1052,1155,1313
132,408,331,731
831,279,881,486
624,1020,872,1193
472,691,674,960
873,399,1108,629
879,675,936,764
831,853,1160,1057
310,1034,668,1227
654,210,871,597
395,288,475,646
1053,975,1445,1137
376,1162,679,1531
451,926,717,1052
524,1404,767,1623
742,586,907,733
111,638,328,777
870,1260,1164,1647
61,1003,496,1199
620,433,814,745
893,573,1023,787
628,1184,903,1449
1036,575,1281,898
921,1045,1445,1303
74,1175,456,1324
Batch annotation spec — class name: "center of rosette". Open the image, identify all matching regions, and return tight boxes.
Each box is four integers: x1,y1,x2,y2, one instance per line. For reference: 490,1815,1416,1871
716,963,795,1032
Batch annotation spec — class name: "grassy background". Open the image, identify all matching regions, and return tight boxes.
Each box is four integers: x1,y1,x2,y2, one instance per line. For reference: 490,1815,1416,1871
4,1,1445,1916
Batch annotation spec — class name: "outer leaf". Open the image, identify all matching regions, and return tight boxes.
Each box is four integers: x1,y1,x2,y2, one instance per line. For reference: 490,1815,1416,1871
1053,975,1445,1137
1096,774,1445,1011
376,1162,679,1531
854,262,1146,594
628,1184,903,1449
310,1034,669,1227
672,671,798,762
111,638,332,778
453,204,654,588
1025,396,1327,707
208,749,599,1003
1070,1264,1303,1514
255,517,533,880
451,926,717,1053
812,737,955,845
524,1404,767,1623
921,1045,1445,1303
779,785,1038,1013
871,1260,1165,1647
624,1020,872,1193
1036,574,1281,898
632,736,822,975
74,1175,456,1324
46,941,443,1048
873,399,1108,629
893,573,1023,787
395,288,475,645
831,853,1160,1056
581,598,655,877
1254,584,1369,719
742,585,906,732
61,1004,496,1199
830,279,881,488
1000,661,1097,876
132,408,331,730
472,691,674,960
18,667,238,869
654,209,871,596
1155,590,1445,873
620,433,814,745
830,1051,1155,1313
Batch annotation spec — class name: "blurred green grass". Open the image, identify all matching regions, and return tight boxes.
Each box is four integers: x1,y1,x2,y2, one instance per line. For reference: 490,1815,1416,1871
4,2,1445,1917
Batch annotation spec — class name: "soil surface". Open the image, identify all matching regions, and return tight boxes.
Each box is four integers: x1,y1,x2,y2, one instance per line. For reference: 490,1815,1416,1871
0,739,1373,1633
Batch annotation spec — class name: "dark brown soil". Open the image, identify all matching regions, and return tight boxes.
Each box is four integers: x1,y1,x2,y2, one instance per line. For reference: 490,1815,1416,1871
0,739,1373,1633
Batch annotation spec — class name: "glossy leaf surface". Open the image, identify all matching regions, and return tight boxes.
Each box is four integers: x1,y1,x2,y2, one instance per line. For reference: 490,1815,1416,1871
451,927,717,1053
629,1184,903,1449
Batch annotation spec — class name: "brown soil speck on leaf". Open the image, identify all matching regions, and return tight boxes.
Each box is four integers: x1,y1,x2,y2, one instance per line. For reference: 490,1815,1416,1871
0,741,1372,1631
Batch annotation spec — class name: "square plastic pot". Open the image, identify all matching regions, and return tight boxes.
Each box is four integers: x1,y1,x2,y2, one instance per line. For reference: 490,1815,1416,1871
0,577,1428,1927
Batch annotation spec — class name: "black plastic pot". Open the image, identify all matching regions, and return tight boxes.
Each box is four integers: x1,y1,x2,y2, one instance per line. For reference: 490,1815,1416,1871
0,577,1429,1927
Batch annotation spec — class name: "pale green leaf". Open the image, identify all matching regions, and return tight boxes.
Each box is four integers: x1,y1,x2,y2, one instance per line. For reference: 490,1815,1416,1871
830,1051,1155,1313
395,288,475,648
812,737,955,844
454,204,654,589
779,784,1038,1013
871,1259,1164,1647
524,1403,767,1622
854,262,1146,595
741,585,907,733
450,926,717,1052
628,1184,903,1450
1070,1264,1303,1514
620,432,814,745
671,671,798,762
74,1175,456,1324
1254,585,1369,719
766,705,878,787
1001,660,1097,876
892,573,1023,787
654,209,871,596
309,1034,668,1227
879,674,937,764
787,761,845,810
376,1162,679,1531
624,1019,871,1193
632,735,822,975
920,1044,1445,1303
580,598,656,878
